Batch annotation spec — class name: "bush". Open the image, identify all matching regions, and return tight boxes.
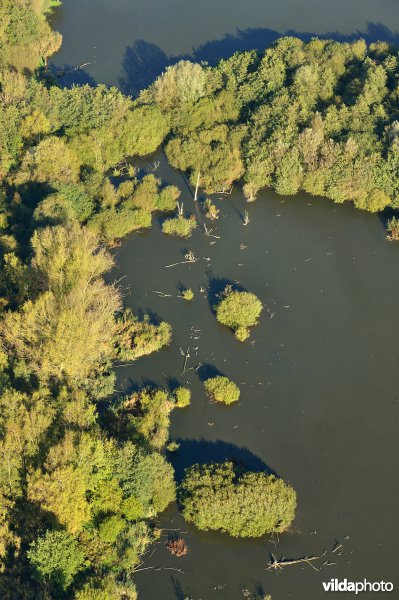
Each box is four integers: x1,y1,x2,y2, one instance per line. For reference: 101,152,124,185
181,288,194,301
179,461,296,537
387,216,399,240
215,286,262,340
174,386,191,407
204,375,240,405
162,215,197,238
88,208,151,242
114,311,172,361
204,199,219,219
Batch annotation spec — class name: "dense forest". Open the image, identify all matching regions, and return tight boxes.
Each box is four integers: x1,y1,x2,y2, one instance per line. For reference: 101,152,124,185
1,1,399,598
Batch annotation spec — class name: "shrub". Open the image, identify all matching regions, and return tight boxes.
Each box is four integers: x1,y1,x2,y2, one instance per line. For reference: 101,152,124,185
181,288,194,301
387,216,399,240
115,311,172,361
88,208,151,242
215,286,262,340
174,386,191,407
179,461,296,537
204,199,219,219
204,375,240,405
162,215,197,238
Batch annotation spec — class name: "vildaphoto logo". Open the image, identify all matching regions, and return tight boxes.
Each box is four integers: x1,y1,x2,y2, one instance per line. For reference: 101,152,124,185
322,579,394,594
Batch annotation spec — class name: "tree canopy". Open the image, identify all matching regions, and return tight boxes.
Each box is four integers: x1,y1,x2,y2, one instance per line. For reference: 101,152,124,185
179,461,296,537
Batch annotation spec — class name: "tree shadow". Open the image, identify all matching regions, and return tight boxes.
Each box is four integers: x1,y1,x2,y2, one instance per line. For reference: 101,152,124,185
171,438,276,481
207,277,245,314
119,40,173,96
49,63,97,87
196,362,221,381
170,576,195,600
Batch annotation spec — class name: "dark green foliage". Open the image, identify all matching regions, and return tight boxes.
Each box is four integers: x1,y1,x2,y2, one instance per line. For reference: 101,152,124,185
28,529,85,591
113,442,176,516
179,461,297,537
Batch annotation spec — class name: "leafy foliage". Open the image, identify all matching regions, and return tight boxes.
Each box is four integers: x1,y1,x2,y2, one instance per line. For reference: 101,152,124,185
204,375,240,405
174,386,191,408
114,310,172,361
215,286,263,340
162,214,197,238
28,530,85,591
179,461,296,537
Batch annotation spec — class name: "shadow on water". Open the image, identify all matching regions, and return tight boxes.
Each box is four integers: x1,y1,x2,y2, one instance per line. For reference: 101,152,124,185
49,63,97,87
196,362,221,381
170,576,196,600
119,22,399,96
207,277,245,314
170,438,277,481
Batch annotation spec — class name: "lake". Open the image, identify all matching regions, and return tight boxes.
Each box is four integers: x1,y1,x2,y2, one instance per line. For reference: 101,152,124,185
51,2,399,598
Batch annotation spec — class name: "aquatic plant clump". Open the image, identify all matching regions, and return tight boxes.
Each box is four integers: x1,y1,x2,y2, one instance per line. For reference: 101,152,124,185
215,287,262,340
179,461,296,537
174,386,191,408
204,375,240,405
181,288,194,300
162,215,197,238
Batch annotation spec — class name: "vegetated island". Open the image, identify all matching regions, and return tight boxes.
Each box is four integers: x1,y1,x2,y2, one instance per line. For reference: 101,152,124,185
3,0,399,598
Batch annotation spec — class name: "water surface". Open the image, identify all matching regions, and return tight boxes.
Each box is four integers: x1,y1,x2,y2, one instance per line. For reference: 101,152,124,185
51,0,399,91
50,2,399,598
112,154,399,599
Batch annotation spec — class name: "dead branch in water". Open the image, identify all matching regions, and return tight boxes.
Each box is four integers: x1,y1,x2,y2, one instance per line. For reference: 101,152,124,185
165,252,199,268
266,550,326,572
181,345,190,374
56,60,96,78
203,223,220,239
152,290,172,297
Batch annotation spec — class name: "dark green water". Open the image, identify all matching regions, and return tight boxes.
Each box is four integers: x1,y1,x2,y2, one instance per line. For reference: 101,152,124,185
51,2,399,598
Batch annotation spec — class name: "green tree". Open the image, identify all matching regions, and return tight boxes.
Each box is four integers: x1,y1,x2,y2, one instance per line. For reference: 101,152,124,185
28,529,85,591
